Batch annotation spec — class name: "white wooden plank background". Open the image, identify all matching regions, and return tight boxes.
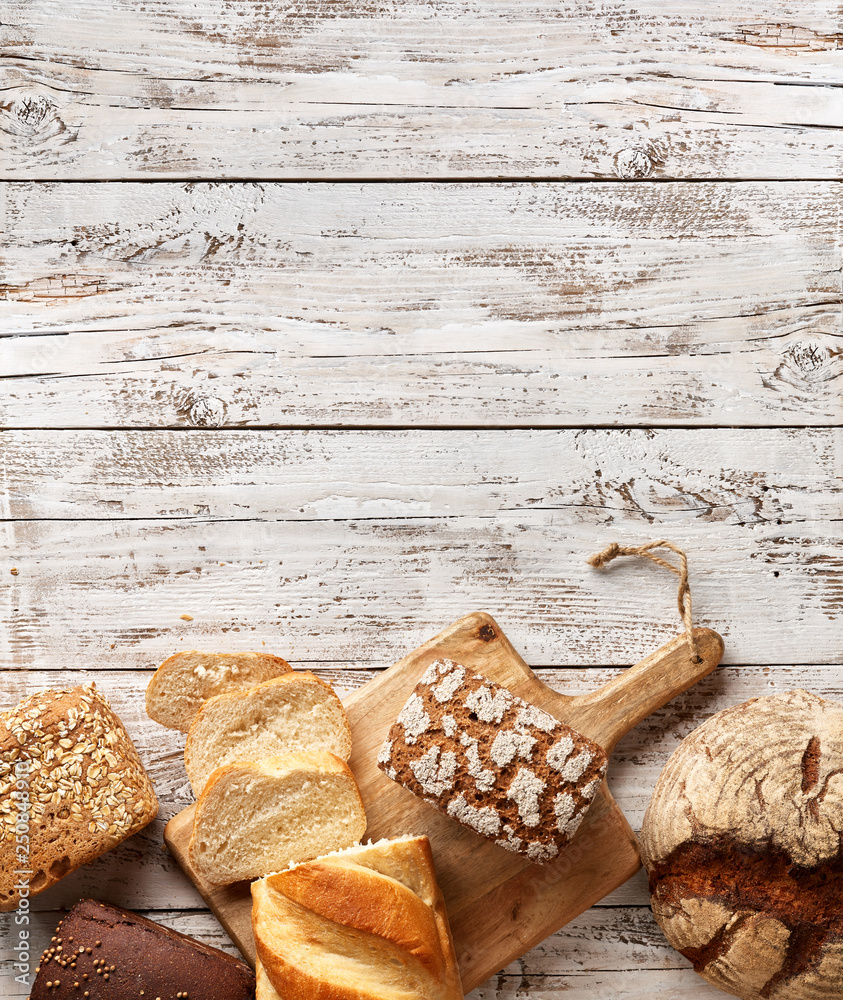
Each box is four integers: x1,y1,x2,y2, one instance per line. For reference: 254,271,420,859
3,182,842,427
1,429,840,666
2,3,841,999
2,2,843,179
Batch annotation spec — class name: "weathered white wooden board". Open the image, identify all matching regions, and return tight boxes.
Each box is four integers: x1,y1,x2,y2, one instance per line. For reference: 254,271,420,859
2,2,843,180
3,183,842,427
1,436,840,665
3,429,839,522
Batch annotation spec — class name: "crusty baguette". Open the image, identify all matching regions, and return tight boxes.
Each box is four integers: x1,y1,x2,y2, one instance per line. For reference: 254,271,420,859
188,750,367,884
184,671,352,796
145,650,292,731
0,684,158,911
252,835,464,1000
256,959,282,1000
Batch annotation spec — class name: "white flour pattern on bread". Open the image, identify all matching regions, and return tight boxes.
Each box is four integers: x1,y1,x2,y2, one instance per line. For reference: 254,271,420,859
378,659,607,863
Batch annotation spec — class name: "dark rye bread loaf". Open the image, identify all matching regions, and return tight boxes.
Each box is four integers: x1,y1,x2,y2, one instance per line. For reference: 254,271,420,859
30,899,255,1000
378,658,607,863
641,690,843,1000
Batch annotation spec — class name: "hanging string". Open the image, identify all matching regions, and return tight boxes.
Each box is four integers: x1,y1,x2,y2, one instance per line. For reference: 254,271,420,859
586,540,702,664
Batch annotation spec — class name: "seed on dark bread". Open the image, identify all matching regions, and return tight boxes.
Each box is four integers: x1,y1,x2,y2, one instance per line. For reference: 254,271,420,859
29,899,255,1000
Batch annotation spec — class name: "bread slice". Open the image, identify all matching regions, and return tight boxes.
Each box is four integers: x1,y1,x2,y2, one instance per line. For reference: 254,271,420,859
251,836,464,1000
188,750,367,884
256,959,282,1000
184,672,352,796
145,651,292,732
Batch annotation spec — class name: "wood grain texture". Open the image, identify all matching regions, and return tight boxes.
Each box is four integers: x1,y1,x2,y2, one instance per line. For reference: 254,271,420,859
2,2,843,180
3,183,842,427
3,428,840,523
0,428,839,667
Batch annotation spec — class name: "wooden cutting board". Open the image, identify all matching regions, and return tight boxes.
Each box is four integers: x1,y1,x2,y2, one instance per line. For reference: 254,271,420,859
165,612,723,993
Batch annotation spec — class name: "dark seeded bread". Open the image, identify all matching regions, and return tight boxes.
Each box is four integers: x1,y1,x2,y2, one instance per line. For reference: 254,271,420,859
378,658,608,863
30,899,255,1000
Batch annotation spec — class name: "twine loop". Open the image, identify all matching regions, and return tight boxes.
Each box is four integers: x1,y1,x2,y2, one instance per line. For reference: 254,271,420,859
587,540,702,664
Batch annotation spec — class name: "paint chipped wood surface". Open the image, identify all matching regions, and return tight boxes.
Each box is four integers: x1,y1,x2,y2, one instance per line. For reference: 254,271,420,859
3,182,842,427
2,2,843,180
0,428,840,667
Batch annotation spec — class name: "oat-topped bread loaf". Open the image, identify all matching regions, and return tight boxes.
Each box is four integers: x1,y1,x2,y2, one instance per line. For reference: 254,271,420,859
0,684,158,911
189,749,367,884
252,835,463,1000
29,898,255,1000
184,671,352,796
378,659,607,864
642,690,843,1000
146,650,292,732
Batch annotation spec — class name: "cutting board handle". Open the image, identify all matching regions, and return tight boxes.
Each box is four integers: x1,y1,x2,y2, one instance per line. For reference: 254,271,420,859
557,626,724,752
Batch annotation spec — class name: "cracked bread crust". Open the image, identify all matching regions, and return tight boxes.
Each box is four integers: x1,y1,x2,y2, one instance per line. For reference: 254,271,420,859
377,658,607,864
641,689,843,1000
252,836,463,1000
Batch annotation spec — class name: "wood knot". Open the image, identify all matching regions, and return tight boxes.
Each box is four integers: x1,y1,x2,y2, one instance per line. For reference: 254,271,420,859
174,388,228,427
478,624,496,642
763,339,841,394
187,395,227,427
2,91,71,145
786,341,834,378
614,147,654,179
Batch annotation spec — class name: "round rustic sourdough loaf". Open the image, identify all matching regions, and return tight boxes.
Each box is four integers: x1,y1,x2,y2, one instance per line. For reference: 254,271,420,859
641,690,843,1000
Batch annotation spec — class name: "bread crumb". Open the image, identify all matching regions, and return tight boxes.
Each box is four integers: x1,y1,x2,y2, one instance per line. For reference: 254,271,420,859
10,567,18,575
180,614,194,621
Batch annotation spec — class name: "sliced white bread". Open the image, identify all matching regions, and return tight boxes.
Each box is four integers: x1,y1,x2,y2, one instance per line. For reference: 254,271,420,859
251,836,463,1000
145,651,291,732
255,960,282,1000
188,750,367,884
184,672,352,797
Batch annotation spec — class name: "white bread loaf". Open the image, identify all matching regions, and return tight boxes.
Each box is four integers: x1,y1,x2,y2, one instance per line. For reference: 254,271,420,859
252,836,464,1000
145,651,291,732
188,750,367,884
0,683,158,911
184,672,351,796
